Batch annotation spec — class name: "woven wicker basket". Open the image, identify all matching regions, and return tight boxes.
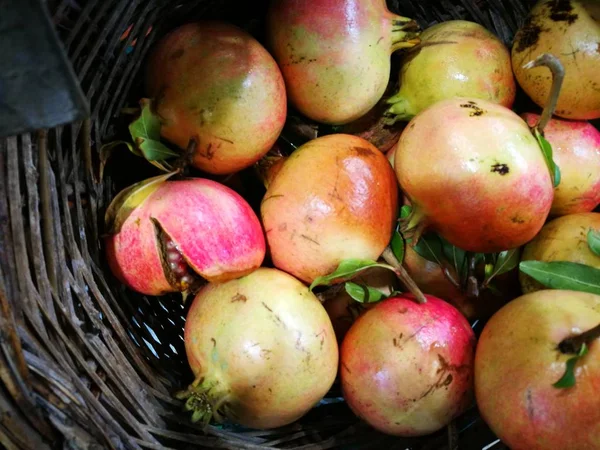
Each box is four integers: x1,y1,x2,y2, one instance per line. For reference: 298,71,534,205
0,0,552,448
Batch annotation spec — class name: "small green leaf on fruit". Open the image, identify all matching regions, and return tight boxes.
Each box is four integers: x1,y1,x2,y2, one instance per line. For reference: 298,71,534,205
390,230,405,264
534,129,560,188
553,343,588,389
484,264,494,279
587,229,600,257
344,282,386,303
441,238,467,279
400,205,412,219
412,232,444,266
519,261,600,295
485,249,520,283
104,171,178,234
309,259,392,291
129,98,178,162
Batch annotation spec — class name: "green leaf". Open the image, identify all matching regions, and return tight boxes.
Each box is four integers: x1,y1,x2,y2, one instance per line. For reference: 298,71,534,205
519,261,600,295
129,99,179,162
485,249,520,282
412,232,444,266
553,343,588,389
390,230,405,264
588,229,600,257
309,259,392,291
534,129,560,188
440,237,467,280
400,205,412,219
344,282,386,303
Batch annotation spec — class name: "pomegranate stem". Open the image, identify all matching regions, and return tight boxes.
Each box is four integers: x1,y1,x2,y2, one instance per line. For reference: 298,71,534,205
382,247,427,304
523,53,565,135
558,323,600,354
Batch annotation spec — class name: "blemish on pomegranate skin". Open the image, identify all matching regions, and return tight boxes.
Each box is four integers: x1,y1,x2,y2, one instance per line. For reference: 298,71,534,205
549,0,578,24
170,48,184,60
490,163,510,175
353,146,374,157
515,17,544,52
511,216,526,224
460,102,485,116
342,362,352,374
231,293,247,303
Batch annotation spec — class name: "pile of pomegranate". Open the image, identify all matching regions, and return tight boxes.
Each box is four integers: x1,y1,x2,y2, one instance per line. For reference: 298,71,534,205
104,0,600,447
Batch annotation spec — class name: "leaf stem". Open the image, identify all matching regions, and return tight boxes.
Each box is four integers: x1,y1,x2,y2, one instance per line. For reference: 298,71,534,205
465,252,480,299
523,53,565,135
558,323,600,354
382,247,427,304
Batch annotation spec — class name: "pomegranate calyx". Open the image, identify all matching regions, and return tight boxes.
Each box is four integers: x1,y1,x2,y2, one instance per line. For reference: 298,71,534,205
176,378,231,427
390,17,421,52
383,93,413,124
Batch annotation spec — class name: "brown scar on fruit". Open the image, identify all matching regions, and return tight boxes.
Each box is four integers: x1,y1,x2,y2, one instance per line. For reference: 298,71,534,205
460,101,485,116
526,388,535,420
491,163,510,175
511,216,526,224
352,146,375,157
211,337,217,347
170,48,184,60
231,293,247,303
549,0,578,24
342,362,352,374
261,302,287,329
300,234,320,245
515,17,544,52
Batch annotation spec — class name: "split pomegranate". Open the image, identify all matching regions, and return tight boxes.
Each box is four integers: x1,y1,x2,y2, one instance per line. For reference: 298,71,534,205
105,175,265,296
340,294,475,436
394,97,554,253
386,20,516,122
261,134,398,284
522,113,600,216
146,21,287,174
181,267,338,429
266,0,420,125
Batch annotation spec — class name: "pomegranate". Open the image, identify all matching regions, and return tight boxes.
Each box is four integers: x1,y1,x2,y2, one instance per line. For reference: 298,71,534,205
266,0,420,125
340,294,475,436
520,212,600,293
146,21,287,174
261,134,398,284
323,265,399,343
512,0,600,120
394,97,554,253
385,20,516,123
522,113,600,216
475,289,600,450
105,174,265,296
180,267,338,429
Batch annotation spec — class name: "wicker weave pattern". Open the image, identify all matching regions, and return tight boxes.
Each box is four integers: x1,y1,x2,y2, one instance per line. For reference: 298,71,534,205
0,0,535,448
